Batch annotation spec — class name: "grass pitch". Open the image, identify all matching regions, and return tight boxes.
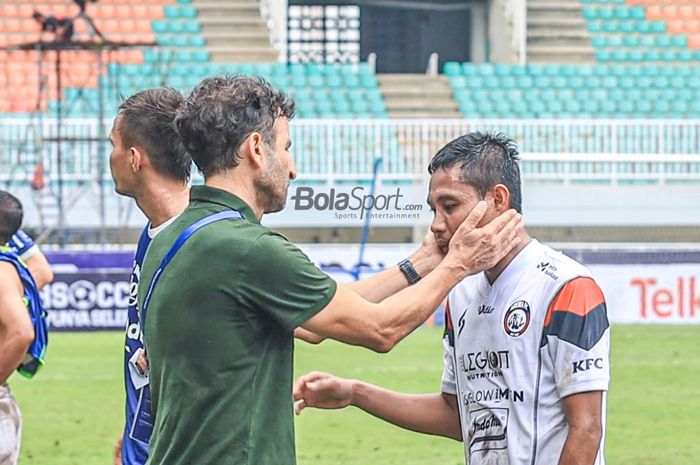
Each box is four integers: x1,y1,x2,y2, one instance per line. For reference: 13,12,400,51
11,325,700,464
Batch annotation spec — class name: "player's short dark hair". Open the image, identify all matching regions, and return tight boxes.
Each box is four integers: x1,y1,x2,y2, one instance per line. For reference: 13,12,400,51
428,131,522,213
175,74,296,178
0,191,23,244
118,87,191,184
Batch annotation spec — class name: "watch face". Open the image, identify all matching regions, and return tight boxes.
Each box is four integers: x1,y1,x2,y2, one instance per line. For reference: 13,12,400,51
400,260,420,284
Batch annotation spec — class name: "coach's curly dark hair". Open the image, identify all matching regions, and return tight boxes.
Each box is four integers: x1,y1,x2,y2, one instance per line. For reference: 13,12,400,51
428,131,522,213
175,74,296,178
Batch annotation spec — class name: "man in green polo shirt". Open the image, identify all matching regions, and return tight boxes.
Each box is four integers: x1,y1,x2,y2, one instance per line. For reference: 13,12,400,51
139,75,523,465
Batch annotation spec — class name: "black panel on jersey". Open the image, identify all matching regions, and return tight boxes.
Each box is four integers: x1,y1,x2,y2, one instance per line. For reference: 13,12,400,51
541,303,610,350
444,301,455,347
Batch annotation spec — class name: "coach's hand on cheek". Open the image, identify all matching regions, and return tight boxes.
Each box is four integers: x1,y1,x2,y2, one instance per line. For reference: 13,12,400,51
445,201,523,275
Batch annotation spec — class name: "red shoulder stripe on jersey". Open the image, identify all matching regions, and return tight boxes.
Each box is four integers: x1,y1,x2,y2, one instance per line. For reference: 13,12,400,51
545,277,605,327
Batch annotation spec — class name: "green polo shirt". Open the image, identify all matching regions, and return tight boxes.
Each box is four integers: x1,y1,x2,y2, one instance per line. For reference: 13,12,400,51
139,185,337,465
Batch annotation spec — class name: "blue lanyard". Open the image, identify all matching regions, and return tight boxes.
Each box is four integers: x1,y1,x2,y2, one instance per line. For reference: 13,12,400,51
141,210,243,332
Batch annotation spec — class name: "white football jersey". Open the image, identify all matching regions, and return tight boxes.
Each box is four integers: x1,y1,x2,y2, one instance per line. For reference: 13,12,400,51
441,240,610,465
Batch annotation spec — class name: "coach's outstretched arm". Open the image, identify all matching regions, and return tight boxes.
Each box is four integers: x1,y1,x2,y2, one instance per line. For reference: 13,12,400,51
294,231,443,344
344,230,443,303
301,202,522,352
293,371,462,440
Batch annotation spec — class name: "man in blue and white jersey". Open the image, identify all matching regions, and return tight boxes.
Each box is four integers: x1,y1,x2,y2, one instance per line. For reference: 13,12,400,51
0,190,50,465
5,229,54,290
108,88,191,465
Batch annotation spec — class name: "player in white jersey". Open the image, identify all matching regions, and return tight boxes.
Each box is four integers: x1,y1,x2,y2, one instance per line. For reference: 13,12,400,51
294,132,610,465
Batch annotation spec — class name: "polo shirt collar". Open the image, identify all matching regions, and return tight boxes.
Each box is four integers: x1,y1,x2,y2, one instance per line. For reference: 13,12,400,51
190,185,260,224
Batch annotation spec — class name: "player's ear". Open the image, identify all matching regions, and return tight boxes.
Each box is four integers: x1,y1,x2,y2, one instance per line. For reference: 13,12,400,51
129,146,143,172
241,132,265,170
491,184,510,213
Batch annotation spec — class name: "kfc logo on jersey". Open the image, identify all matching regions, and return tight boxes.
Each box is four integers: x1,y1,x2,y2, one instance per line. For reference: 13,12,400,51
503,300,531,337
572,357,604,374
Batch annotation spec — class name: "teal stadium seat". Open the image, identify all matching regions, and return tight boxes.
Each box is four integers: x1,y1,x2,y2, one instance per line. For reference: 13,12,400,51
443,61,461,76
164,5,197,19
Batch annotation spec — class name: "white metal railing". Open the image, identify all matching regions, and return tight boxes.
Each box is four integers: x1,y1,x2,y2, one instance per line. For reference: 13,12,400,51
504,0,528,65
2,118,700,184
426,53,439,76
260,0,288,63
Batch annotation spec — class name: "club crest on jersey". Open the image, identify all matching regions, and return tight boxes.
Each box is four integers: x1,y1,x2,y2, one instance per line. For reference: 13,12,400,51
503,300,531,337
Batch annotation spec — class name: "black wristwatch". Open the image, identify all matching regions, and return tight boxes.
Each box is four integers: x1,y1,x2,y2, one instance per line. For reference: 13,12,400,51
398,259,421,285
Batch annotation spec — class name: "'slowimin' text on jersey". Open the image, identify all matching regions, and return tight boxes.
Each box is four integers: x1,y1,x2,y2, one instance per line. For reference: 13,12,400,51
442,240,610,465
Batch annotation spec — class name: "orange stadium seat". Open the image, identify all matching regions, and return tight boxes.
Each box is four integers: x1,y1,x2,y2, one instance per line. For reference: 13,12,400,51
679,5,700,18
17,4,35,18
5,19,22,33
688,34,700,48
661,6,679,20
115,5,133,19
647,5,663,20
45,4,69,17
19,19,39,33
1,4,20,16
101,19,121,33
685,20,700,33
135,20,152,33
146,5,165,18
73,20,89,35
131,4,148,17
93,4,116,19
667,20,684,34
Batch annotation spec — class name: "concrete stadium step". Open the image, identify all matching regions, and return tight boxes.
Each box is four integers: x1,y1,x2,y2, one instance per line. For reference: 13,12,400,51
526,0,594,64
528,37,593,47
528,44,595,55
209,49,279,62
201,30,270,42
378,74,452,82
384,98,459,111
528,29,591,39
381,87,453,98
528,17,588,28
528,53,596,64
388,110,463,119
198,17,268,33
194,0,278,63
527,5,583,22
528,0,585,6
193,1,260,16
205,35,271,48
378,74,460,119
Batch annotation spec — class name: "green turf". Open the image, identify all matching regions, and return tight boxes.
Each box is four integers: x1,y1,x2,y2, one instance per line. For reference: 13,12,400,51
10,325,700,464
